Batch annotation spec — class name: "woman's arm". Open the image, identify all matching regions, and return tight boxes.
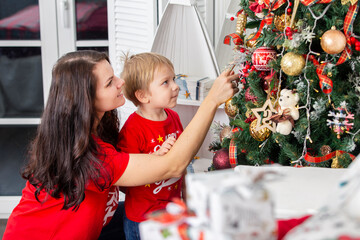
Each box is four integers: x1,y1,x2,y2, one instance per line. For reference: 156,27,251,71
115,68,239,186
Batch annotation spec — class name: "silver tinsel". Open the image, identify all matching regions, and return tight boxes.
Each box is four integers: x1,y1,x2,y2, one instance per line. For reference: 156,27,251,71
293,130,305,142
210,121,226,143
310,98,327,120
294,77,307,92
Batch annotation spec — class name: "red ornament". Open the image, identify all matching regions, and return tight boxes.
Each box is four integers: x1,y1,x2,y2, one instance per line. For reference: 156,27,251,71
350,37,356,45
251,46,277,71
245,87,258,103
355,40,360,48
230,16,235,21
212,148,231,170
261,78,269,91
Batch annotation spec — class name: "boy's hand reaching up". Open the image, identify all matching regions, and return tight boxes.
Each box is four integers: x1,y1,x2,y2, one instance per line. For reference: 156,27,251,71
154,136,176,156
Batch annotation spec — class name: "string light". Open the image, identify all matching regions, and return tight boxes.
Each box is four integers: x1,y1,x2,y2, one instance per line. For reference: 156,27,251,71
293,3,332,164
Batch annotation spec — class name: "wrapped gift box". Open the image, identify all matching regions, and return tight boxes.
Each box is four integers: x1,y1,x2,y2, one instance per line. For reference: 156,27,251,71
175,74,209,100
186,168,277,240
140,168,278,239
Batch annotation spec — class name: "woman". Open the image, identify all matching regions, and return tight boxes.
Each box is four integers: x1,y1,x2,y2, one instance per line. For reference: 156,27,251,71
3,50,239,239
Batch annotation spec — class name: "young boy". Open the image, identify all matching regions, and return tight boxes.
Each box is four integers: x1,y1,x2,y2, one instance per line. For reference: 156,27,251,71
118,52,184,240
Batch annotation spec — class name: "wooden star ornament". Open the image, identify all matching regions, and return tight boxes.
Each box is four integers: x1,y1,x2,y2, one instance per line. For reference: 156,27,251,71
251,99,277,132
341,0,358,5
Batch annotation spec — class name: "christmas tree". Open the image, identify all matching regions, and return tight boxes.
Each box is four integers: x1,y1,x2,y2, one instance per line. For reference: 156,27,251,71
210,0,360,169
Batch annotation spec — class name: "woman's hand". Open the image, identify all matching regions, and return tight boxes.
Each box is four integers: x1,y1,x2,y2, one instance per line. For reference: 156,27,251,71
206,67,239,107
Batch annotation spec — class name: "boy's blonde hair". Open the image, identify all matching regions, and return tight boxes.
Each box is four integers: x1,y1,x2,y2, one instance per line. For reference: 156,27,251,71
121,52,174,106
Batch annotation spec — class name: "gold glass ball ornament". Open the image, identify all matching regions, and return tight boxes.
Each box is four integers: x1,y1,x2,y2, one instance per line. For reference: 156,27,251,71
320,27,346,55
249,119,271,141
225,98,238,118
274,14,291,32
280,52,305,76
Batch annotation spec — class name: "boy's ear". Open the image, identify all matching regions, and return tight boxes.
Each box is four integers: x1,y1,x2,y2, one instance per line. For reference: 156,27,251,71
135,89,150,104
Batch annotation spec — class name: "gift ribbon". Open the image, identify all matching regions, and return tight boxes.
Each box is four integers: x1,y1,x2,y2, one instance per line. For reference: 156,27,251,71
223,33,244,45
309,56,333,95
338,0,360,64
229,127,242,168
304,150,355,164
249,0,286,41
300,0,334,6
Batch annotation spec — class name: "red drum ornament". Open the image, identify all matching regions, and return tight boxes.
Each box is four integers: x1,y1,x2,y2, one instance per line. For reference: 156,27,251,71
251,47,277,71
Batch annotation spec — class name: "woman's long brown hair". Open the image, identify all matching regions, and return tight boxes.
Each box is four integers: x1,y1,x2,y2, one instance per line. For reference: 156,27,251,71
22,50,119,210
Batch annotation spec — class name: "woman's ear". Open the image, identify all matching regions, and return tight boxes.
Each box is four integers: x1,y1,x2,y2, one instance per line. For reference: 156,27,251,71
135,89,150,104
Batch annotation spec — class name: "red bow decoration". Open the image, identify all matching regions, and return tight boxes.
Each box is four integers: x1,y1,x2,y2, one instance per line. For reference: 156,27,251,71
249,1,266,13
249,0,286,41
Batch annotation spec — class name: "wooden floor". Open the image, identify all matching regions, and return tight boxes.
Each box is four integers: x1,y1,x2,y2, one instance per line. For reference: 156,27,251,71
0,219,7,238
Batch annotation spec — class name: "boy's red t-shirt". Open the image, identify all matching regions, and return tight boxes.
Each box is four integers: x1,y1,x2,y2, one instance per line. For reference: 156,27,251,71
3,136,129,240
118,108,184,222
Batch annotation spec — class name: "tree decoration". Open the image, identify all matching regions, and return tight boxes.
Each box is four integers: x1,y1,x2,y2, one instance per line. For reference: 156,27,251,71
289,0,300,28
212,148,231,170
320,145,332,156
224,10,247,46
224,98,238,118
331,151,343,168
261,70,279,97
208,0,360,168
251,99,277,132
251,46,277,71
327,107,354,139
249,119,271,141
245,33,261,48
245,87,258,103
220,126,233,142
341,0,358,6
320,26,347,55
271,89,300,135
236,10,247,36
274,14,291,32
280,52,305,76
